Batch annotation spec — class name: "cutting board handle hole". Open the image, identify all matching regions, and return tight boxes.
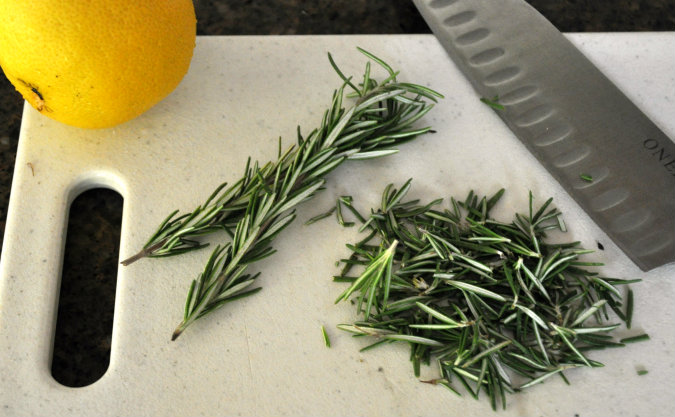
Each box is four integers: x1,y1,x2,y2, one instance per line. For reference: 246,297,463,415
51,187,123,388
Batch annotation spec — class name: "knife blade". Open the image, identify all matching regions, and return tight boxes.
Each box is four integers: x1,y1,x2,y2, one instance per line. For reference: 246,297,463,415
413,0,675,271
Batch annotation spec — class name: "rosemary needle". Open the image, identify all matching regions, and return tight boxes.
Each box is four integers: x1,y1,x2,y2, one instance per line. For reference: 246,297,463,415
122,49,443,340
305,207,336,226
321,325,331,348
480,95,504,110
334,180,644,410
620,334,650,344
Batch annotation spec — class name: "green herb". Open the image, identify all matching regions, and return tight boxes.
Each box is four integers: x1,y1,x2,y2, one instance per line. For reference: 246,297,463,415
321,325,331,348
637,369,648,376
620,334,650,344
580,174,594,182
305,207,336,226
334,180,641,410
335,196,356,227
625,288,634,329
480,95,504,110
121,49,443,340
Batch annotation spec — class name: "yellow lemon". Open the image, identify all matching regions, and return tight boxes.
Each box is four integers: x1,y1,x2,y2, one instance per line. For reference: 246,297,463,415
0,0,196,129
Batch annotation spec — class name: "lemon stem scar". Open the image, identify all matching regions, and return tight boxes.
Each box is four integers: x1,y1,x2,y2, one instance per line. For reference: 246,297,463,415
16,77,47,112
30,87,46,111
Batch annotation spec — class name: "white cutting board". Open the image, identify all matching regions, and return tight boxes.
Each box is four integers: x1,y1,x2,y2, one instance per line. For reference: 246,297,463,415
1,34,674,416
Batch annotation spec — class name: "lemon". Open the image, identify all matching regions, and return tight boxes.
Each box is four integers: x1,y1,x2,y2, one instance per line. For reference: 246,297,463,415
0,0,196,129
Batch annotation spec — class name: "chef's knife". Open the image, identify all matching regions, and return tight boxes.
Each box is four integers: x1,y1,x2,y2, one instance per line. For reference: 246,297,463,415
413,0,675,271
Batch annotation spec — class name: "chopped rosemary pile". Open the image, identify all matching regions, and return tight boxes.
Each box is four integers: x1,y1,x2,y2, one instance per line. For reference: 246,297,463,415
333,180,645,410
121,49,443,340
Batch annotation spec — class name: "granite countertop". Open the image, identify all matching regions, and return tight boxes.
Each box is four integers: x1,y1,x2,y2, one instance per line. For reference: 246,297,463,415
0,0,673,388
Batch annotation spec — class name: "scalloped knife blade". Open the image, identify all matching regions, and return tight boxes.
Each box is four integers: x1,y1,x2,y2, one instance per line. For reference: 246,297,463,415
413,0,675,271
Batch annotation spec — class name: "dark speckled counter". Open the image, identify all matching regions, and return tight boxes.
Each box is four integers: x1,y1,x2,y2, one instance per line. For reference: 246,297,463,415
0,0,673,387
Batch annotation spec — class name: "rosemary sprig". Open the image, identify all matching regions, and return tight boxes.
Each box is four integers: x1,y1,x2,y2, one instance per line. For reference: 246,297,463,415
334,180,644,410
122,49,443,340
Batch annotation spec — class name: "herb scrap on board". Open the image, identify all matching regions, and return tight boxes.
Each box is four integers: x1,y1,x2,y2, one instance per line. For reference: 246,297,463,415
333,180,645,410
480,95,504,110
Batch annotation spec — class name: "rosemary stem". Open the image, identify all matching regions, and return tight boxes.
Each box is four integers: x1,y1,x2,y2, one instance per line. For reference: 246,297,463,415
120,239,168,266
172,323,187,341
